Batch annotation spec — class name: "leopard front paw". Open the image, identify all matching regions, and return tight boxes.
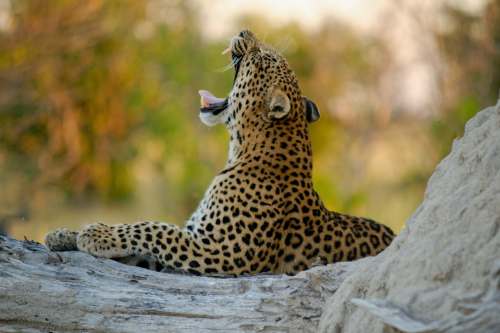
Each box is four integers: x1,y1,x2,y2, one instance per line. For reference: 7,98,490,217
45,228,78,251
76,223,130,258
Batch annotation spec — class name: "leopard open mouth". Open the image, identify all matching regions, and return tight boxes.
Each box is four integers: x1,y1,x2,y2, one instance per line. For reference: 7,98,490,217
199,52,242,116
199,90,228,115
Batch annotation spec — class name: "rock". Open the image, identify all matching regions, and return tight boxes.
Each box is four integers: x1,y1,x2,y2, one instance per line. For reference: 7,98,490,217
319,101,500,333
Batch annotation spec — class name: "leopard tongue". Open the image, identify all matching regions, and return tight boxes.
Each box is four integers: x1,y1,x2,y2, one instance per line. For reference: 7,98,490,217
199,90,225,108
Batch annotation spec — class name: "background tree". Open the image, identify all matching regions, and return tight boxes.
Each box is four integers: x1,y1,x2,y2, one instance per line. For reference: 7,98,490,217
0,0,497,240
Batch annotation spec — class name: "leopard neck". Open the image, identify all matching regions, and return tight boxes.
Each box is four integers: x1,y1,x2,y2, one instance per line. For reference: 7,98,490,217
224,120,314,179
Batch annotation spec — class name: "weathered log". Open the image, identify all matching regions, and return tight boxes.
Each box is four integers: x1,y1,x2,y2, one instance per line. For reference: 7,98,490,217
0,234,356,333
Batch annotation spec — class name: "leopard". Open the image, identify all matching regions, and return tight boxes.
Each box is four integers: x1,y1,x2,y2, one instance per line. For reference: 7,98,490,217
45,30,395,276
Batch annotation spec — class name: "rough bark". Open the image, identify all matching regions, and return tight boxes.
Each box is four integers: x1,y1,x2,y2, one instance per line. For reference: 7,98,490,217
0,235,355,333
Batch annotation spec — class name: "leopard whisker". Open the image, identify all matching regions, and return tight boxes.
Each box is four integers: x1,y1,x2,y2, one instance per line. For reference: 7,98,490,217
216,57,239,73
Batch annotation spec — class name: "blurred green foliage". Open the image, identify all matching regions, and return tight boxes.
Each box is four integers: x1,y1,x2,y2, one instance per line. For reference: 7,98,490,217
430,0,500,156
0,0,498,240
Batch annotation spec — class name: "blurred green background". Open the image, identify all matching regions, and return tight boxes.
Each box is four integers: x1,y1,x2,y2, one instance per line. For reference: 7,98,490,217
0,0,498,241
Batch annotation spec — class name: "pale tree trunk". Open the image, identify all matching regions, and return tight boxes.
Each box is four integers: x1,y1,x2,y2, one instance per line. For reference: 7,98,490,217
0,235,355,333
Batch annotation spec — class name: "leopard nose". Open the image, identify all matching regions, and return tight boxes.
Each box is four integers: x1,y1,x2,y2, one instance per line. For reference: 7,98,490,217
230,30,257,57
238,30,253,38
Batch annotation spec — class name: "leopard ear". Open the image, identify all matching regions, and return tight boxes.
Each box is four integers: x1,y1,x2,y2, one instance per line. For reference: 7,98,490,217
267,88,291,120
303,97,320,123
